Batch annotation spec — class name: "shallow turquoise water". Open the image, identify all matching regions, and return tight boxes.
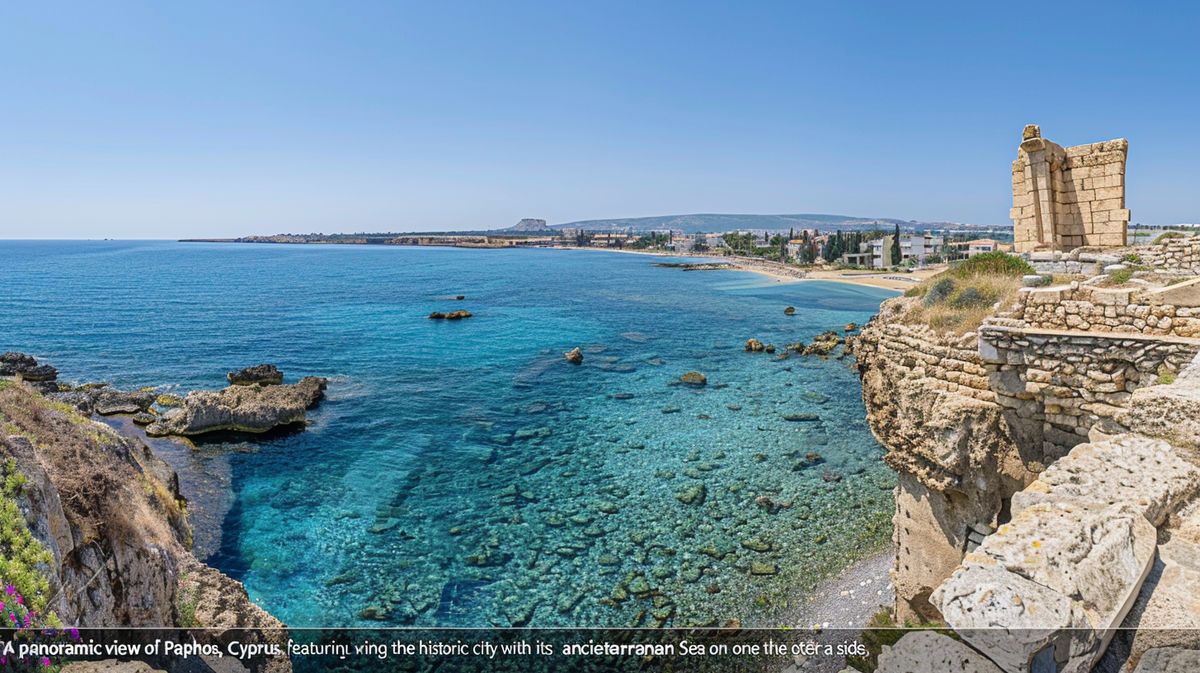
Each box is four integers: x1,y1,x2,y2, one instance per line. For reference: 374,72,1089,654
0,241,896,627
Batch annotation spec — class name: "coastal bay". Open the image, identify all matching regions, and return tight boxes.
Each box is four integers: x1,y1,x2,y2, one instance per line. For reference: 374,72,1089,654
0,240,897,628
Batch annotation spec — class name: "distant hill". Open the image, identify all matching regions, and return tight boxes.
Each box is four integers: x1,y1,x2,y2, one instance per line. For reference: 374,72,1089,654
502,213,945,234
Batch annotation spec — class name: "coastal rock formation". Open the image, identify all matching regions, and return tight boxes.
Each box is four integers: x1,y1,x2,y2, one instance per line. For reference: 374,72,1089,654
93,388,156,415
1,351,58,386
0,351,38,375
145,376,327,437
564,347,583,364
429,310,473,320
0,381,289,671
745,338,766,352
228,363,284,386
679,371,707,387
855,298,1048,621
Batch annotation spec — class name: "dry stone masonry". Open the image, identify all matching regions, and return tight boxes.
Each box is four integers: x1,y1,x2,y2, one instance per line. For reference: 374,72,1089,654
1012,124,1130,253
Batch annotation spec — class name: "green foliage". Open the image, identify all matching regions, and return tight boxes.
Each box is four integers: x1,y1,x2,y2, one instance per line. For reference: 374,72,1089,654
1158,366,1177,386
947,251,1034,279
923,278,956,306
846,608,957,672
1109,268,1134,285
0,459,54,614
1121,252,1142,265
176,573,202,627
0,380,12,391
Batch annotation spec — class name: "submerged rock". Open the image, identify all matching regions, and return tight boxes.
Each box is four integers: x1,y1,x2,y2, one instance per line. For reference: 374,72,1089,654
564,347,583,364
676,483,707,506
680,371,707,387
227,363,283,386
782,413,821,422
145,376,327,437
784,306,796,315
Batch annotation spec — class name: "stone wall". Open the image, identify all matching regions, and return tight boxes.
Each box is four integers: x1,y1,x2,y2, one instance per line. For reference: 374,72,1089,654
979,325,1200,459
1027,237,1200,276
1138,236,1200,274
1011,124,1130,253
996,280,1200,338
856,293,1200,626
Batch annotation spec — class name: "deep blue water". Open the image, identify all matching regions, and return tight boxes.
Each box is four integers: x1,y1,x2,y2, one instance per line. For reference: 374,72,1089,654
0,240,896,627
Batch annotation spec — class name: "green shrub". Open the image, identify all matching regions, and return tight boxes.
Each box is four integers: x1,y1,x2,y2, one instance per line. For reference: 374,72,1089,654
1121,252,1142,265
1158,366,1177,386
1153,231,1186,244
947,251,1034,279
951,287,989,309
1109,269,1134,285
0,459,54,614
924,278,956,307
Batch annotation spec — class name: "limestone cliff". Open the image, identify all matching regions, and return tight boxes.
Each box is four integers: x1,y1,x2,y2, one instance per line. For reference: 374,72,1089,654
0,381,289,672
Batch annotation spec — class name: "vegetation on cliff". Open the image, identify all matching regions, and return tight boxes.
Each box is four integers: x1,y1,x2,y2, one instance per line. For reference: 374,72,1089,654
901,252,1034,333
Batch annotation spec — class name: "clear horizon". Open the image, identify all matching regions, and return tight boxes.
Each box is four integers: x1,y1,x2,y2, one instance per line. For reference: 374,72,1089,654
2,1,1198,238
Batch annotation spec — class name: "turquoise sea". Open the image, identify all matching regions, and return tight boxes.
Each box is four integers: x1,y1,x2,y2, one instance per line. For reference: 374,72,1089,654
0,241,895,628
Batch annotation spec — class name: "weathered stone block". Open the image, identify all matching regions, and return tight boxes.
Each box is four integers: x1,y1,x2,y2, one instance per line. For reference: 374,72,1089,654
878,631,1004,673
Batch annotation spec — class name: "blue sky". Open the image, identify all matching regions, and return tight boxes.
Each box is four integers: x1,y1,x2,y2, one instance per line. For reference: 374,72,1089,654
1,1,1197,237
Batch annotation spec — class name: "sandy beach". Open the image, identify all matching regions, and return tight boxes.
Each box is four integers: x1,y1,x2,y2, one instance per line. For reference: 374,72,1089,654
559,245,944,290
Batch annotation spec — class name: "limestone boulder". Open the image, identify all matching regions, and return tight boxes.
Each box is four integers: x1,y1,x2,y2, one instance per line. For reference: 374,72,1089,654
1011,435,1200,527
934,501,1156,673
934,564,1094,673
877,631,1003,673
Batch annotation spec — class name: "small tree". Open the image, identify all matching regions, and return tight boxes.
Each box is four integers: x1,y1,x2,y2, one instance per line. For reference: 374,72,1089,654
891,224,902,267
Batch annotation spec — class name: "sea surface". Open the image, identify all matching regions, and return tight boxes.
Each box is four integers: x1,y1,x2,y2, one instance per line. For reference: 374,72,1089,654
0,240,896,628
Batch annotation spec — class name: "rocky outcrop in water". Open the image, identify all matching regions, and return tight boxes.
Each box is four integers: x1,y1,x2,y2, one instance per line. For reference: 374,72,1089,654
429,310,472,320
228,363,284,386
564,347,583,364
146,376,327,437
1,351,58,386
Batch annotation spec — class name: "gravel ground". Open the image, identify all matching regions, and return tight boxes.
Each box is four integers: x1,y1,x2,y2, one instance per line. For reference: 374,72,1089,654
768,549,895,673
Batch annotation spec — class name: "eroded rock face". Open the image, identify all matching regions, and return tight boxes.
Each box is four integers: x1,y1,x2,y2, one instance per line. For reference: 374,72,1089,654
877,631,1004,673
0,382,290,672
854,298,1041,621
145,376,327,437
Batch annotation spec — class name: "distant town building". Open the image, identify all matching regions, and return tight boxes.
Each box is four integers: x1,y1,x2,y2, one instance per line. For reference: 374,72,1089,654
869,232,944,268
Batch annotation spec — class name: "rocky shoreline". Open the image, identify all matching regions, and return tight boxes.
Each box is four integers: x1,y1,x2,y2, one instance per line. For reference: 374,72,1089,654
1,352,328,439
0,358,293,673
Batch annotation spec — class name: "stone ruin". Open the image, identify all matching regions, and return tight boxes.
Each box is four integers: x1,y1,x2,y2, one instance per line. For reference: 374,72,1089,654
1012,124,1130,253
